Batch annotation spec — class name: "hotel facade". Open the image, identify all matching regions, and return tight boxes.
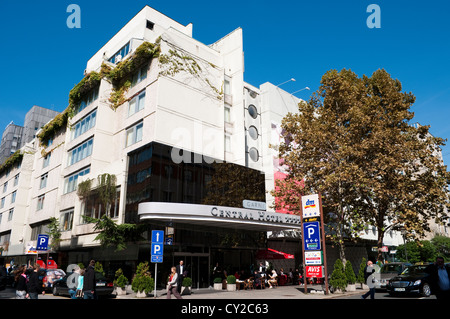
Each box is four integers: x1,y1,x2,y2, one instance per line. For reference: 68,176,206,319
2,6,446,287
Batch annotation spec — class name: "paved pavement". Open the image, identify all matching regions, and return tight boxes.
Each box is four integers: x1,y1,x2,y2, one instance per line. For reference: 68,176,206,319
116,284,364,299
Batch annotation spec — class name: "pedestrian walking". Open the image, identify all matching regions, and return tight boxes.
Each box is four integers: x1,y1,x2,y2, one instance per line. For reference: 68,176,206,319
27,264,45,299
14,265,28,299
176,260,186,293
83,260,96,299
167,266,182,299
361,259,376,299
425,256,450,299
76,269,85,299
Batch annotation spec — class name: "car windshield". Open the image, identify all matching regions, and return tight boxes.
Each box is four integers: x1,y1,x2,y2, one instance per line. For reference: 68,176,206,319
400,265,428,275
381,264,402,273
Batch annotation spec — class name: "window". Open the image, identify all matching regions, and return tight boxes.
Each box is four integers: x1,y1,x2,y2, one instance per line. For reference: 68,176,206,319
8,208,13,221
31,223,50,241
224,106,231,123
40,173,48,189
64,166,90,194
60,209,74,231
37,195,45,211
128,91,146,117
109,41,130,64
14,174,19,186
249,147,259,162
0,197,4,208
125,122,143,147
11,191,16,204
3,182,7,193
146,20,154,30
131,65,148,88
248,126,258,140
77,87,99,114
248,104,258,119
68,138,93,166
72,109,97,140
43,153,51,168
82,187,120,220
224,135,231,152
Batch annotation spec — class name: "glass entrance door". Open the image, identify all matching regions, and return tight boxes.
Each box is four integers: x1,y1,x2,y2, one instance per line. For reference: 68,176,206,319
173,253,210,288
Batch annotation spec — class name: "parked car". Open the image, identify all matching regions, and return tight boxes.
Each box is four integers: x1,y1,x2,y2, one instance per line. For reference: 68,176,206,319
52,272,114,298
42,269,66,291
386,263,432,297
376,262,411,290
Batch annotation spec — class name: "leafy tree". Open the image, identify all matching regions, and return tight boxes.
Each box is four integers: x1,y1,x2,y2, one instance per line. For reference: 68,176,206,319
46,217,61,251
397,239,439,263
83,215,146,251
431,235,450,261
273,68,450,262
356,257,367,285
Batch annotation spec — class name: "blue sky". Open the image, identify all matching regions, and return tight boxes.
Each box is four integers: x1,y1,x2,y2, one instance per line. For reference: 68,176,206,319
0,0,449,163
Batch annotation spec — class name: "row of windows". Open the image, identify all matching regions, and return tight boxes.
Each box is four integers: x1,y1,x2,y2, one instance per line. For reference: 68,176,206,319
68,138,93,166
0,208,14,224
72,109,97,140
2,174,19,194
1,190,16,208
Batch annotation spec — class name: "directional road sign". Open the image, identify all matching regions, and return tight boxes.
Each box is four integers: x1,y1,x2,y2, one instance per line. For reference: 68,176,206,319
151,230,164,263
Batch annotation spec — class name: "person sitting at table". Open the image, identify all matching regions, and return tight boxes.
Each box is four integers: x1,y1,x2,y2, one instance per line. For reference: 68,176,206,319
268,269,278,288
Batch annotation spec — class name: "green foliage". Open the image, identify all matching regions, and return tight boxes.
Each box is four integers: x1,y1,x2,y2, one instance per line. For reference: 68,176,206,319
37,109,70,147
46,217,61,251
329,259,348,291
97,173,117,210
226,275,236,284
0,150,24,176
68,71,102,113
344,260,356,284
132,262,154,294
114,268,129,289
357,257,367,284
78,263,85,270
182,277,192,287
214,277,223,283
76,178,93,201
396,238,447,263
94,261,105,275
83,214,145,251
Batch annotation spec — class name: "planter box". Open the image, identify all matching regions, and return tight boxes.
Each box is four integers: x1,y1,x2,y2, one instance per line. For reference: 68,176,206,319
136,291,147,298
115,287,127,295
347,284,356,292
214,283,222,290
181,286,191,295
227,284,236,291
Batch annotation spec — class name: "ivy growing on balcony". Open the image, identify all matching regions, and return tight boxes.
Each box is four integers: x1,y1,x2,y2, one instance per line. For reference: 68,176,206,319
0,150,23,176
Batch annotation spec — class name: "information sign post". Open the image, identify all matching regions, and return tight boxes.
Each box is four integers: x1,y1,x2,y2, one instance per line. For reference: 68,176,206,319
300,193,329,295
151,230,164,298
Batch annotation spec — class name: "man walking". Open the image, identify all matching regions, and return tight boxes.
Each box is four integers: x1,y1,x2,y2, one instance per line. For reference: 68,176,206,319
426,256,450,299
83,260,96,299
176,260,185,293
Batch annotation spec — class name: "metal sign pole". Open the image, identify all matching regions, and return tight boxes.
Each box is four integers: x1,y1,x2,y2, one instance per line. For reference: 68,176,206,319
154,263,157,298
319,192,329,295
300,202,307,294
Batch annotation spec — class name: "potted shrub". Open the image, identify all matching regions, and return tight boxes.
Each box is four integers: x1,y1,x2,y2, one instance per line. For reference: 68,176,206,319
344,260,357,291
226,275,236,291
213,277,223,290
329,259,347,293
131,262,154,298
357,257,367,289
181,277,192,295
114,268,129,295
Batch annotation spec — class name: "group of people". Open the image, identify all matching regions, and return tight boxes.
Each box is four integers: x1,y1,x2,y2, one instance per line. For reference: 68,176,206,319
11,259,97,300
65,260,97,299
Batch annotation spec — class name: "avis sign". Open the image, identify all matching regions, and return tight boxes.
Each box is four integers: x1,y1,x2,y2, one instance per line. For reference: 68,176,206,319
306,266,324,278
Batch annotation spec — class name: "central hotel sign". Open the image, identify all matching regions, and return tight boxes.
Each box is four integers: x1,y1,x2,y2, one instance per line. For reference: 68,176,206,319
210,206,301,225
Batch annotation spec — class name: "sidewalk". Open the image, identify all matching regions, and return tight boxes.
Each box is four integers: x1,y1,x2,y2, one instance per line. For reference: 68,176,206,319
116,284,366,299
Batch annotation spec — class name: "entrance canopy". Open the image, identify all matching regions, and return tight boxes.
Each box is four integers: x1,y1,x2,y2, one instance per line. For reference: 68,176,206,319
256,248,295,260
138,202,301,232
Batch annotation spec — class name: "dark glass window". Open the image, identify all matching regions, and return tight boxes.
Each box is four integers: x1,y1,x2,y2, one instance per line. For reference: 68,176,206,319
125,142,266,223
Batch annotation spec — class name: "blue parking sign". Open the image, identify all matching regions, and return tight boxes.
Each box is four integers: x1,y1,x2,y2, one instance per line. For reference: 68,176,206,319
36,234,49,251
302,221,321,251
151,230,164,244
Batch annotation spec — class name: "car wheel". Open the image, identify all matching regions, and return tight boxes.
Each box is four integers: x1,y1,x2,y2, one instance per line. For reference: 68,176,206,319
422,283,431,297
52,286,59,296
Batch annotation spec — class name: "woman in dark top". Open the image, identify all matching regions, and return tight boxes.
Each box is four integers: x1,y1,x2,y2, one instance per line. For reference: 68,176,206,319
14,265,28,299
26,264,45,299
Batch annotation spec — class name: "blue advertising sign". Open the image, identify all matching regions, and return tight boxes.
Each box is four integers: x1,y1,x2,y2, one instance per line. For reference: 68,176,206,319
36,234,49,251
302,221,321,251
